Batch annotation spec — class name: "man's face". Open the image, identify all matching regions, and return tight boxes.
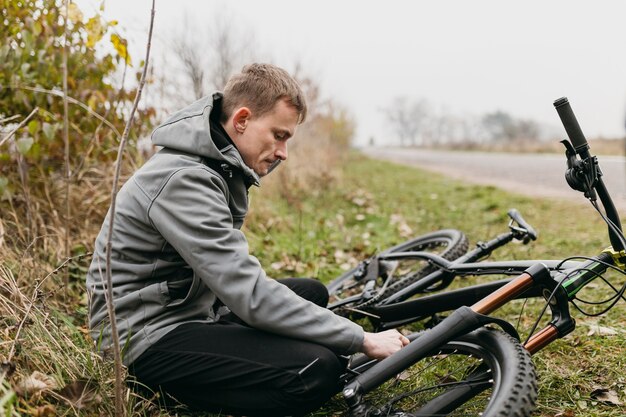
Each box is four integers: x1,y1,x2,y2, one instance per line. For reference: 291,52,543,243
233,99,299,177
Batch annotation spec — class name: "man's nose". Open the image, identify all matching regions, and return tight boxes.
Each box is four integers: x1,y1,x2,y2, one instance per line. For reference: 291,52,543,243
275,142,288,161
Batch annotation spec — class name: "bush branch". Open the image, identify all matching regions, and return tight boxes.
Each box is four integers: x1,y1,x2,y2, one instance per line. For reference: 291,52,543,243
103,2,156,416
0,107,39,148
63,0,71,293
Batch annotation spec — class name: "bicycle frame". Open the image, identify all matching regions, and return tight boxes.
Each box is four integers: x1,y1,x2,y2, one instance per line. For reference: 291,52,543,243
364,257,582,329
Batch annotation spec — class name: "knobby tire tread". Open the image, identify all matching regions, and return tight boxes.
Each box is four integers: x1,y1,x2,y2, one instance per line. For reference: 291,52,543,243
384,329,537,417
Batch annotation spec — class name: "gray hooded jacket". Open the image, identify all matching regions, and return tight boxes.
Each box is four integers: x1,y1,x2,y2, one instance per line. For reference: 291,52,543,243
86,93,364,365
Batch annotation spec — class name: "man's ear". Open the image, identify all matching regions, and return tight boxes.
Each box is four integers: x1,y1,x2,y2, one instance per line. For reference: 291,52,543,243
232,107,251,134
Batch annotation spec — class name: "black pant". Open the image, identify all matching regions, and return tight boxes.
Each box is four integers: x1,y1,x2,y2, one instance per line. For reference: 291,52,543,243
129,278,345,416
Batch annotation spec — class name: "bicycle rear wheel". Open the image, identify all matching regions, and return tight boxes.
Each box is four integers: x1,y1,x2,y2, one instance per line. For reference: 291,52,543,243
327,229,468,313
347,328,537,417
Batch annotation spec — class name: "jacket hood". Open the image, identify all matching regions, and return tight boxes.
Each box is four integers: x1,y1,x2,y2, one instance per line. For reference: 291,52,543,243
151,92,260,185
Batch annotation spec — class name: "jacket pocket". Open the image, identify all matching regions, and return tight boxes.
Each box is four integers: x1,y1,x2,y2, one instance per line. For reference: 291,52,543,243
163,273,202,308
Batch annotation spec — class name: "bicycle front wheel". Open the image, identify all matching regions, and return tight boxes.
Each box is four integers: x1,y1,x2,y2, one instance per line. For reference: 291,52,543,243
350,328,537,417
327,229,468,312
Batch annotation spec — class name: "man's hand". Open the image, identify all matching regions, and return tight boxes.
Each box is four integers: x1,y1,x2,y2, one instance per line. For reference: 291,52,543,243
361,329,410,360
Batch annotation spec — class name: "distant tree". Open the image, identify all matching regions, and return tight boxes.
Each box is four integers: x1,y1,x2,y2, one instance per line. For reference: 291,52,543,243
482,110,516,141
171,15,205,100
211,17,256,90
481,111,541,142
515,119,540,140
385,96,430,146
167,11,257,105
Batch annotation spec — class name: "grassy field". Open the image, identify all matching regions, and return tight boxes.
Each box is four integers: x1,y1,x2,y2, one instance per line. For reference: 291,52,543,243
2,152,626,416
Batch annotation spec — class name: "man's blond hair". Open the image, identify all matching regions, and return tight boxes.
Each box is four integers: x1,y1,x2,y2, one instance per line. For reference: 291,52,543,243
221,63,307,124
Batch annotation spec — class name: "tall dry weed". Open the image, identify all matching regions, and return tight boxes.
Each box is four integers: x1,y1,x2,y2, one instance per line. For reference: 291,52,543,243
0,155,141,415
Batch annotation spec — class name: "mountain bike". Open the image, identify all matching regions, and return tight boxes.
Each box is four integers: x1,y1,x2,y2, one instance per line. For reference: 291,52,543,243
332,97,626,417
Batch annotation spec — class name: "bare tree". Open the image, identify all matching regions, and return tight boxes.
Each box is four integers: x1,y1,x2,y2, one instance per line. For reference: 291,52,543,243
385,97,430,146
516,119,540,140
482,110,516,142
482,111,542,142
167,11,258,105
171,15,206,100
209,15,257,90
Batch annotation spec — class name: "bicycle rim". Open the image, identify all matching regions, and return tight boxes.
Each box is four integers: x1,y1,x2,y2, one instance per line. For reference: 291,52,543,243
353,329,537,417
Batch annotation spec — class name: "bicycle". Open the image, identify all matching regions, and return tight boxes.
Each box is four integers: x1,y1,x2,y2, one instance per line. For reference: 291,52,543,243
330,97,626,417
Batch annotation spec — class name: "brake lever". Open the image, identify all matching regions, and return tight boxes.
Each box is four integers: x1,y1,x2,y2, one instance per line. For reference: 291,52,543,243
561,140,598,201
507,208,538,244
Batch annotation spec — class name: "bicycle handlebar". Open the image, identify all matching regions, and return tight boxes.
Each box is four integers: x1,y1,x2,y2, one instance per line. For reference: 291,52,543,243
508,208,538,241
553,97,590,155
553,96,624,251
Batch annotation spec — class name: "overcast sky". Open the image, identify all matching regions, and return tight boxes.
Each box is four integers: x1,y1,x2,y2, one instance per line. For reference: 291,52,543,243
75,0,626,145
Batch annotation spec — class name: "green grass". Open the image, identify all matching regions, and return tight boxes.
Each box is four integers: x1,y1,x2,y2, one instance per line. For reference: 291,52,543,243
2,151,625,416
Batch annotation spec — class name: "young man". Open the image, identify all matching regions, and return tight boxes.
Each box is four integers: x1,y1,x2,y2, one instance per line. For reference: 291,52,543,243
86,63,408,416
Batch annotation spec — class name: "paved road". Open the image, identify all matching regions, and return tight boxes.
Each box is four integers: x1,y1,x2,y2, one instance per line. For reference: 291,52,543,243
362,147,626,212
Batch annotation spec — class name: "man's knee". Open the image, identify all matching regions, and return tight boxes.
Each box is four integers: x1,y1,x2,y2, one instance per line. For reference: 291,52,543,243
305,278,330,307
290,345,344,396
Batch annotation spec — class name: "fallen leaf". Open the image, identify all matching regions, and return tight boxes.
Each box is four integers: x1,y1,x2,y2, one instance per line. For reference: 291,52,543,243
395,370,412,381
586,324,619,336
554,411,575,417
31,404,56,417
398,223,413,238
15,371,57,397
58,379,101,409
270,261,285,271
390,214,403,225
590,387,623,406
1,361,16,378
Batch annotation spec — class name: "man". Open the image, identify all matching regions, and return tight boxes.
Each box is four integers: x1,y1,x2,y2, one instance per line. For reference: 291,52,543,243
86,63,409,416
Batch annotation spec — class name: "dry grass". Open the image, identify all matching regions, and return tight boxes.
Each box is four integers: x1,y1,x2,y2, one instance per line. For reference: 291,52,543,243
252,121,345,204
433,137,625,156
0,159,143,415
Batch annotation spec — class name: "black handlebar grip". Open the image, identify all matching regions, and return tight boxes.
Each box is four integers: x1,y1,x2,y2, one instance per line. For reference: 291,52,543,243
507,208,538,241
553,97,589,153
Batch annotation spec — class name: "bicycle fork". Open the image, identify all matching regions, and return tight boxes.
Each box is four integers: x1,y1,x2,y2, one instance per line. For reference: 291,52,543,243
470,262,576,354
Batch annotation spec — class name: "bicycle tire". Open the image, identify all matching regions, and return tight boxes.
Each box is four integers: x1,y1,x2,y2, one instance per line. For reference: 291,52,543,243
348,328,537,417
327,229,468,313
